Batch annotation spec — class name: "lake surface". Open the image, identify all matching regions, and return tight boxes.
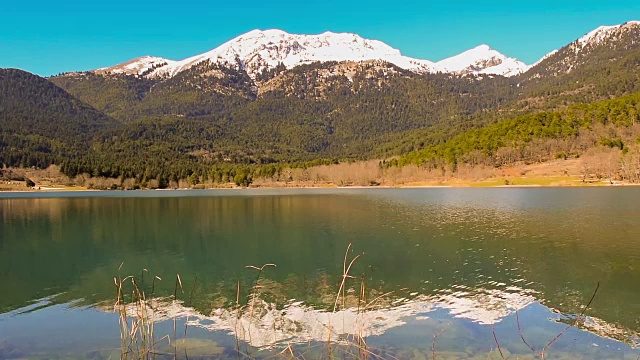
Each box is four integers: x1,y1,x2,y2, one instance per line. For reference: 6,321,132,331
0,188,638,359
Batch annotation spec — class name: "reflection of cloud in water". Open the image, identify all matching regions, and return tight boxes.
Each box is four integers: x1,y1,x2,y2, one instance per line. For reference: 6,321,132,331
115,287,539,348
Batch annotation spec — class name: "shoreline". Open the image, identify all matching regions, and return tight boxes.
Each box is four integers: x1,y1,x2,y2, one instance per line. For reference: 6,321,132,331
2,180,639,194
4,158,639,193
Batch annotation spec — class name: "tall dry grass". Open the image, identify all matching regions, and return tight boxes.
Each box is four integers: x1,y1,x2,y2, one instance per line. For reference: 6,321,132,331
112,245,601,360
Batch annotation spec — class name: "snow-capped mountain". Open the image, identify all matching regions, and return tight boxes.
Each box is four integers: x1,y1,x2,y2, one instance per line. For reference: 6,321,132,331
95,30,527,79
155,29,440,78
524,20,640,78
573,20,640,51
95,56,173,76
435,45,530,77
530,49,558,68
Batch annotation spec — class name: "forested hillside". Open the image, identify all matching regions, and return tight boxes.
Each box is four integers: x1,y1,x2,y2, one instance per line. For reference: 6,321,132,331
513,21,640,110
3,22,640,188
394,93,640,182
50,60,518,163
0,69,119,169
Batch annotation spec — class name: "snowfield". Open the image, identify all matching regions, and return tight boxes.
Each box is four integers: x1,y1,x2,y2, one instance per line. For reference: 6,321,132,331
95,21,640,80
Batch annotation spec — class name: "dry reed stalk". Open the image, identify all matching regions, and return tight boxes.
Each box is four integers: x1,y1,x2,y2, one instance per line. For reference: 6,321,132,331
109,247,604,360
363,291,394,312
516,309,536,353
356,274,368,360
173,274,184,359
327,243,359,359
114,273,154,359
332,243,360,312
183,276,198,341
235,280,242,359
114,264,176,360
491,324,505,359
244,263,276,353
277,343,297,359
539,282,600,359
331,243,392,360
431,323,450,360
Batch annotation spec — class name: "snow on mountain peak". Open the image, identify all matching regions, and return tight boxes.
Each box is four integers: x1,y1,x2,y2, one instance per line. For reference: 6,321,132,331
95,29,529,79
96,55,174,75
531,49,559,67
435,44,530,76
241,29,288,38
472,44,492,52
575,20,640,50
148,29,431,78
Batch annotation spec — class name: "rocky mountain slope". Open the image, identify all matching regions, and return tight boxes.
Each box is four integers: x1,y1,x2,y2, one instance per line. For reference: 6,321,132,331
514,21,640,110
437,45,529,76
96,29,529,79
525,21,640,78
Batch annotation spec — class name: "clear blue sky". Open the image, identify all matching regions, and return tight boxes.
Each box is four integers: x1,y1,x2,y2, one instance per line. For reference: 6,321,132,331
1,0,639,76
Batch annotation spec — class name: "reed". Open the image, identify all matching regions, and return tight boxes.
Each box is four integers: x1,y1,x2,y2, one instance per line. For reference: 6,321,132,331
113,265,168,360
111,250,602,360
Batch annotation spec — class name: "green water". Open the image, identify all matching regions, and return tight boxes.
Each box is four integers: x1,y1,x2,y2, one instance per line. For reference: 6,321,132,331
0,188,638,359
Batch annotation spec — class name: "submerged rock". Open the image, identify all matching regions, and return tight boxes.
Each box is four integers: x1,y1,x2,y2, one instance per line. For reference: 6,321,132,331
170,338,225,357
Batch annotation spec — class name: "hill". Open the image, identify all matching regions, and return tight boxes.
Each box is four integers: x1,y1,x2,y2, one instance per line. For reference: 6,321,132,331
3,22,640,187
514,21,640,110
0,68,119,169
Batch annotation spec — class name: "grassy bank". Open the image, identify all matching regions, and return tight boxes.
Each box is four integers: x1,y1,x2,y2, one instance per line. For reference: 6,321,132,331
2,157,638,192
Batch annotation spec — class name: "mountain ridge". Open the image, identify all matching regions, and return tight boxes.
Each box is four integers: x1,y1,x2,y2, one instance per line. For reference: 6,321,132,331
95,29,529,79
3,15,640,186
93,21,640,82
436,44,529,76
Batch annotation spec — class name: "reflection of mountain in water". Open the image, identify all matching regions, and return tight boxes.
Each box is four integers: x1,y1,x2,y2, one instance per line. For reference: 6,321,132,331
3,190,640,351
113,287,539,348
110,284,639,351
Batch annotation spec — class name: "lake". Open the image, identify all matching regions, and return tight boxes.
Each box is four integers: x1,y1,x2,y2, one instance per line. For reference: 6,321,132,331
0,188,638,359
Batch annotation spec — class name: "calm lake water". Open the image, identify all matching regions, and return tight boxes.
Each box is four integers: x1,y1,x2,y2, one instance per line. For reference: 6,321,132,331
0,188,638,359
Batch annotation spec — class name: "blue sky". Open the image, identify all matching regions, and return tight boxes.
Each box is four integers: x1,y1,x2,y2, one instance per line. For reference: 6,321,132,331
1,0,639,76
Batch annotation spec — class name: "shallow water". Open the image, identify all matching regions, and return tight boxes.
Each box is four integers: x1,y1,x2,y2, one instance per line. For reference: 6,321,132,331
0,188,638,359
